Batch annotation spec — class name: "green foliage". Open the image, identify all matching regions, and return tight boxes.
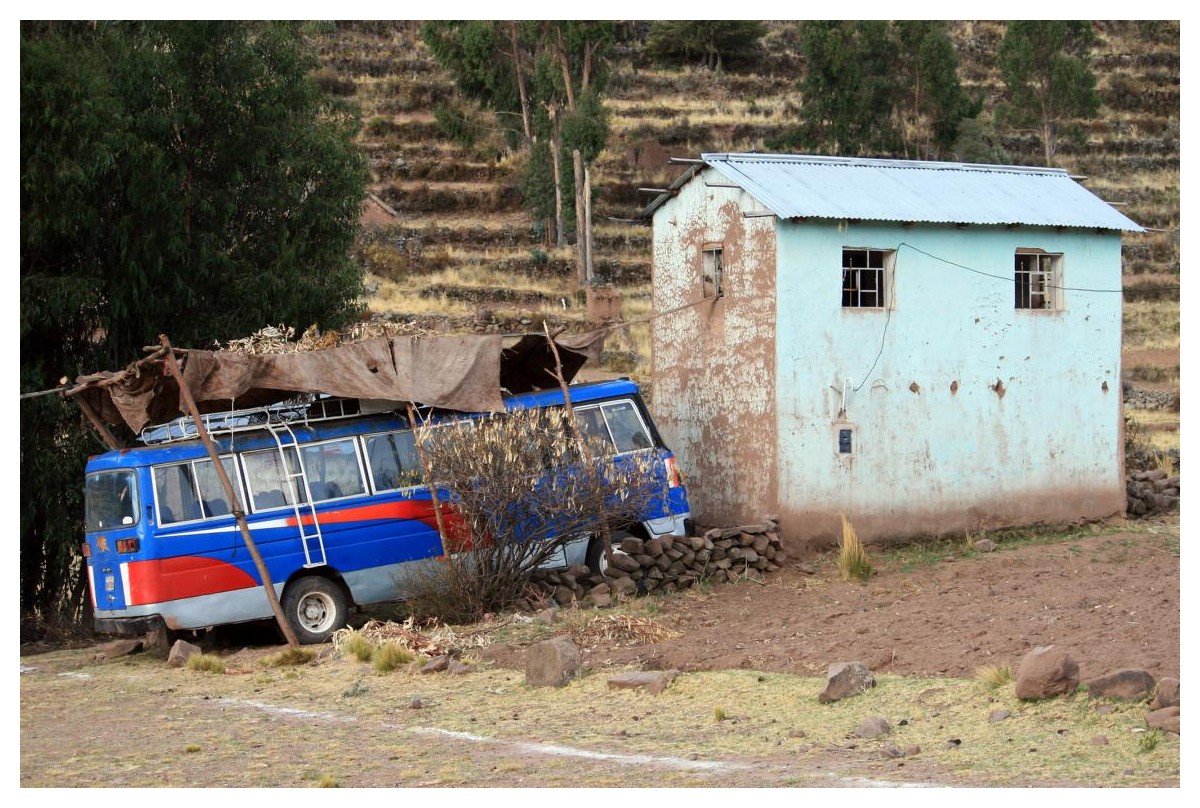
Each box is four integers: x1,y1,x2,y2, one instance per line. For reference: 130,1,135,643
433,101,482,147
780,21,970,159
20,21,367,629
646,21,766,71
998,21,1101,165
783,21,902,156
1138,729,1162,753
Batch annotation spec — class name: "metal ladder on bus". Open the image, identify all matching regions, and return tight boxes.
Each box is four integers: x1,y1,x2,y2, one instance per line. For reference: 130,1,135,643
265,421,327,568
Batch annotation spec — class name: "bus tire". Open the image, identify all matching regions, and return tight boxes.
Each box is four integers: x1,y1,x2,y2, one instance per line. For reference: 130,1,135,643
587,531,633,578
281,576,348,645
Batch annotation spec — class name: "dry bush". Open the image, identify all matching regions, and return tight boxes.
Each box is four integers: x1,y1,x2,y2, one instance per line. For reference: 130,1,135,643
406,408,668,623
261,647,315,667
838,514,873,582
372,641,415,673
186,653,226,674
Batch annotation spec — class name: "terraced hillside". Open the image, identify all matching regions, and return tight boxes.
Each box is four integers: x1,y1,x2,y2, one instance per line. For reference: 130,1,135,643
312,20,1179,449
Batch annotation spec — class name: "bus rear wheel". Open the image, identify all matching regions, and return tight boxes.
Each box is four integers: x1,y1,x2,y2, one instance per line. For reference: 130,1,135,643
282,576,348,645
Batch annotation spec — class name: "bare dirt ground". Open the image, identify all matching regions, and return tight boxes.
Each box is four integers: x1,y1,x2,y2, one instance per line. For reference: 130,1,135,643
572,519,1182,683
19,516,1181,788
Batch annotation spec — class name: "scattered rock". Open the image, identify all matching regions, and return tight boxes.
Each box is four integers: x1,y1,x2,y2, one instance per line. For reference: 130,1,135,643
880,744,904,759
944,738,962,749
988,709,1012,723
787,728,808,739
818,662,875,703
166,639,202,668
534,608,559,624
904,745,922,757
590,591,613,609
1091,735,1110,746
447,660,475,675
420,655,450,674
525,636,581,688
606,670,680,695
796,563,816,575
1015,646,1080,700
1085,669,1156,702
856,716,891,738
974,538,997,553
1151,677,1180,709
1144,706,1180,734
1094,704,1116,715
408,695,424,709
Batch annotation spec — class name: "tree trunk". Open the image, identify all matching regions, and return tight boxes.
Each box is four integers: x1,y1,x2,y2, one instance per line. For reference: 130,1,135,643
550,107,565,248
583,163,593,285
508,24,533,149
572,148,587,286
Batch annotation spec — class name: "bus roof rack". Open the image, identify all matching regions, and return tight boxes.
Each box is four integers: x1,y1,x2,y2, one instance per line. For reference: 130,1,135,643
139,395,374,445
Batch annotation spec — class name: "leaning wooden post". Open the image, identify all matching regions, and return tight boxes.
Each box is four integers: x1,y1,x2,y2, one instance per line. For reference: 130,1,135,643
158,335,300,648
407,402,449,558
542,322,617,569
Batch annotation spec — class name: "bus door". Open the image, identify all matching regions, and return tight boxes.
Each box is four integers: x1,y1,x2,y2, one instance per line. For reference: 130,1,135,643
83,468,144,613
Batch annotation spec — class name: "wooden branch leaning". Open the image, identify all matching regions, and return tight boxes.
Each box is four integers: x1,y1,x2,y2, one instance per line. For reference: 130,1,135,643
158,334,300,648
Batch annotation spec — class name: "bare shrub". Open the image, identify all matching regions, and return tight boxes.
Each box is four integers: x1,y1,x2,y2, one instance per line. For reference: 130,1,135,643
406,407,667,622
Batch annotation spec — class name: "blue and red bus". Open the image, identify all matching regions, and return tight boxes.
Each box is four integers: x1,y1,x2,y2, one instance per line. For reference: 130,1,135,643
82,379,692,643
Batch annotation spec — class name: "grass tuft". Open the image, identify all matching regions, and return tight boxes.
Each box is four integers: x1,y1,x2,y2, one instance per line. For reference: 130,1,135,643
262,647,315,667
184,744,201,753
186,653,226,674
713,706,727,722
976,663,1014,688
340,629,376,663
316,774,340,787
837,514,873,582
1138,729,1162,753
372,641,415,673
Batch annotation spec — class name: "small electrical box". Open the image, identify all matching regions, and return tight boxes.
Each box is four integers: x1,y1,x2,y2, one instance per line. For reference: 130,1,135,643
838,428,853,454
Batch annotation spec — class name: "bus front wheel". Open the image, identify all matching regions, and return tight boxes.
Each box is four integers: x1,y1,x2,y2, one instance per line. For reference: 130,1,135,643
282,576,348,645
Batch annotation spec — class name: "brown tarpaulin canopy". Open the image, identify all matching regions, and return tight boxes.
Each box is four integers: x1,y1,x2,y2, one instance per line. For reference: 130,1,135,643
72,330,607,435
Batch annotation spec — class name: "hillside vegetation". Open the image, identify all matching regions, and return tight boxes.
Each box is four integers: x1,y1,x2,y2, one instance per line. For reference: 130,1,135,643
312,20,1179,444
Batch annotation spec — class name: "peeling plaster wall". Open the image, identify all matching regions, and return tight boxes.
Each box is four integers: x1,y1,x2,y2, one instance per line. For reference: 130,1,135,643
774,220,1126,544
651,168,778,526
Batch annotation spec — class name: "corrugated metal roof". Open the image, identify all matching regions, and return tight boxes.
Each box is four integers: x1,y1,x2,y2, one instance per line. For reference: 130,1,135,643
658,153,1141,232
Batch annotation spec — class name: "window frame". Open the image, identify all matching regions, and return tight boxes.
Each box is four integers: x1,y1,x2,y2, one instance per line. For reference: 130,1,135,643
701,243,724,299
1014,249,1063,311
841,247,895,310
151,455,242,526
362,428,425,494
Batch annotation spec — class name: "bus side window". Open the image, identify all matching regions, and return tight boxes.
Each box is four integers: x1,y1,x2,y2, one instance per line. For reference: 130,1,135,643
576,406,615,454
300,438,365,502
602,401,653,454
154,462,201,524
366,430,422,492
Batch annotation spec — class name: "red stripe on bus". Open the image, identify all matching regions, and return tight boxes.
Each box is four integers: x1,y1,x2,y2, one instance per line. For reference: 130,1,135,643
288,500,447,531
126,556,258,605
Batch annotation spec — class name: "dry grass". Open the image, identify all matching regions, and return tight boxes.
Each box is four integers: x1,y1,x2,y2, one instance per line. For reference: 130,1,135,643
185,653,226,674
371,641,415,673
261,648,315,667
837,514,873,582
976,663,1014,688
1123,300,1180,352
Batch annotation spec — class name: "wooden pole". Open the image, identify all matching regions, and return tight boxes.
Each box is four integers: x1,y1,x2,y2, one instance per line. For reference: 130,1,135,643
407,402,450,558
158,335,299,648
75,396,122,451
542,323,616,569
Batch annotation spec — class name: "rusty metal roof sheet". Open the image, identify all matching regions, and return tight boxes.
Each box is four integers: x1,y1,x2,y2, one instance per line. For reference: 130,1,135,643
677,153,1142,232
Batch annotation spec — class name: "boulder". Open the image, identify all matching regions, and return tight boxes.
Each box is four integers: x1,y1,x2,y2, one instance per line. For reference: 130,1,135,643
166,639,201,668
1151,677,1180,709
856,716,891,738
819,662,876,703
1085,669,1156,702
525,636,581,687
1144,706,1180,734
619,536,644,555
590,591,612,609
606,670,680,695
1015,646,1079,700
610,552,641,574
447,660,475,675
974,538,997,552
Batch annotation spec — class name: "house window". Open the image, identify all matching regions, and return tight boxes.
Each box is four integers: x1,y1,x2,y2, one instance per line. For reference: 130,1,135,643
842,248,892,308
702,245,723,298
1015,250,1062,310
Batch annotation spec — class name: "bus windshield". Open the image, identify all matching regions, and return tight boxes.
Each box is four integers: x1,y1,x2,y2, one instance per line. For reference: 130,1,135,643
85,470,139,532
